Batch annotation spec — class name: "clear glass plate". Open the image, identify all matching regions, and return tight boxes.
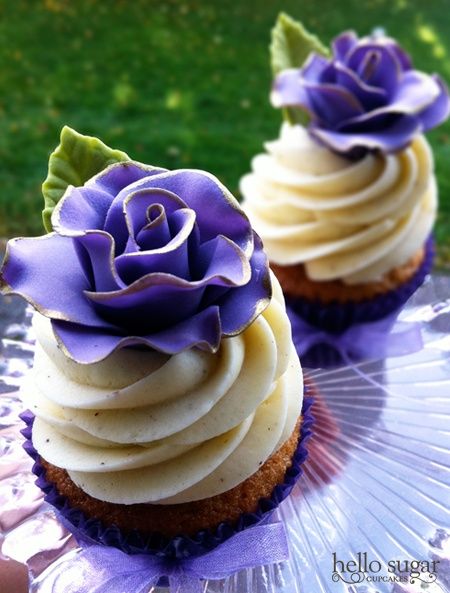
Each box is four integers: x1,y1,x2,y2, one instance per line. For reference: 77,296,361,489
0,276,449,593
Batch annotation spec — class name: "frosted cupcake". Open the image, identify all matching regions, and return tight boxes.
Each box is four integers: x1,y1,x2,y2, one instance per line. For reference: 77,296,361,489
1,127,311,558
241,14,449,333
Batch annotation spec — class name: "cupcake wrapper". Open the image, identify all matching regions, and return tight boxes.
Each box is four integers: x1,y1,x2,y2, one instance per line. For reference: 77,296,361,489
287,236,434,335
20,395,314,560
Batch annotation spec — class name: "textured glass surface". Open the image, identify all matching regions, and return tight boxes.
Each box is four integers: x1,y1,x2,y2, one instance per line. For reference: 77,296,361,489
0,277,449,593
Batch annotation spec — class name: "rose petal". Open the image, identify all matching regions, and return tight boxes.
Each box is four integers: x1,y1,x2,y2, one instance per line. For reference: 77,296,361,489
418,75,450,131
104,170,251,257
310,112,419,153
218,234,271,336
52,306,222,363
304,82,364,127
51,319,139,363
301,53,330,82
329,73,441,135
86,276,206,333
316,62,337,85
332,31,358,61
335,63,387,110
53,186,113,236
123,234,139,254
384,39,412,71
87,231,254,333
271,68,313,113
142,170,254,255
74,231,125,292
89,162,167,253
116,241,189,284
115,210,196,283
273,71,366,127
135,204,171,250
90,161,166,201
391,70,441,113
354,34,411,67
335,102,423,132
194,235,251,286
192,234,254,310
347,44,402,96
123,187,188,245
139,306,222,355
0,235,107,327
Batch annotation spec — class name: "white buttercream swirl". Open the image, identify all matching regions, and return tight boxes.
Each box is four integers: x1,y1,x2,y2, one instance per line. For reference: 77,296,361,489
240,124,437,284
26,275,303,505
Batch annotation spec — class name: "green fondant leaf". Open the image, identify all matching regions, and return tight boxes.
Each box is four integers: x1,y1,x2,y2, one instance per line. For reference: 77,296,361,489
42,126,130,232
270,12,329,76
270,13,329,126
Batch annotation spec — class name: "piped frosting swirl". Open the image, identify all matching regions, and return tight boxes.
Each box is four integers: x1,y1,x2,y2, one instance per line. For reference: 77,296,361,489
240,124,437,285
26,275,303,505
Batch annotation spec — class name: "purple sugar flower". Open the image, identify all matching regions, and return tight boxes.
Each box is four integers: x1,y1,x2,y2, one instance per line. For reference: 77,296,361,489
272,31,450,155
1,163,271,363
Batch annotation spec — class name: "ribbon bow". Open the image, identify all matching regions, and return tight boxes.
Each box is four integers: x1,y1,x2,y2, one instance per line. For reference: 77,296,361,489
47,522,289,593
289,309,423,363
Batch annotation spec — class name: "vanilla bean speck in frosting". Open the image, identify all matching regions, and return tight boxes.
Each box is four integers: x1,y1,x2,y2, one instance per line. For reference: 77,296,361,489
25,274,303,506
240,123,437,285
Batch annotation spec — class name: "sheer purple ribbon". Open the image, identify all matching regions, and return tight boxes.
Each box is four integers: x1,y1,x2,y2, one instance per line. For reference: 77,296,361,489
289,309,424,361
48,522,289,593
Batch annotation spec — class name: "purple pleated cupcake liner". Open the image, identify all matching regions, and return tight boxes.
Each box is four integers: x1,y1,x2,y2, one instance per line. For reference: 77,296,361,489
286,236,434,336
20,394,314,560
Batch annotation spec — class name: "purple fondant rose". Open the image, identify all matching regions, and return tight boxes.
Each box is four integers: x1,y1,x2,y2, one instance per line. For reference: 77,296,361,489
272,31,450,154
1,163,271,363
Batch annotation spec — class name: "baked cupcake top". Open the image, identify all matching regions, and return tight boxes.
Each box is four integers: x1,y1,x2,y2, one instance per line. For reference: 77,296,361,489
241,14,449,284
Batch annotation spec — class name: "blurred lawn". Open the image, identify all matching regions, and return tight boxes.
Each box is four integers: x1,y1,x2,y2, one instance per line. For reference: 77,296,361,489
0,0,449,268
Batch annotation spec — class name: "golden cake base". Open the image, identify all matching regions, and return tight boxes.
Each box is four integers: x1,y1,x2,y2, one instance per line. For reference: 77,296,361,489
271,247,425,304
41,418,302,538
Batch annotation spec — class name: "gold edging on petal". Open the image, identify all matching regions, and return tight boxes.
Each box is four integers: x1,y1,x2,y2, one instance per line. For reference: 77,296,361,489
221,259,273,338
51,323,221,365
85,160,169,190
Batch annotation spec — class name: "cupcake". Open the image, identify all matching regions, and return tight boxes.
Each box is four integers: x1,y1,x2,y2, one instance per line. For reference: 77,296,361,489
1,127,311,559
240,14,449,334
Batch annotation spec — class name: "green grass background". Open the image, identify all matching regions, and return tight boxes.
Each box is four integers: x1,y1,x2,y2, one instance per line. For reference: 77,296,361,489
0,0,449,267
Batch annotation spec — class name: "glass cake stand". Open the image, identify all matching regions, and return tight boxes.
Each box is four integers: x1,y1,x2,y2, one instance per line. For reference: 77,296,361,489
0,275,449,593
